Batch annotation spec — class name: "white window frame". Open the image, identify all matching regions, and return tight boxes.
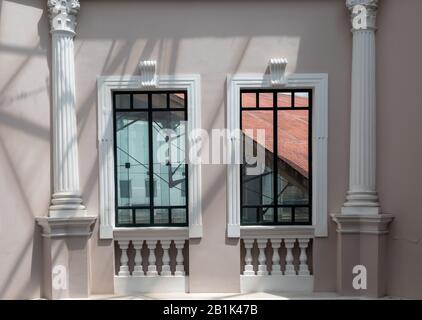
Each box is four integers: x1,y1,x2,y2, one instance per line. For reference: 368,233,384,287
226,73,328,237
97,75,202,239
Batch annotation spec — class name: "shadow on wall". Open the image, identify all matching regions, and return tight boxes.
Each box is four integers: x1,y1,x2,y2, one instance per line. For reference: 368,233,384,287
0,0,351,297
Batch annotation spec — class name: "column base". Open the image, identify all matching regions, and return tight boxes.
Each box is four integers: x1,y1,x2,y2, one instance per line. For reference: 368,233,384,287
342,191,380,215
36,215,96,299
331,213,393,297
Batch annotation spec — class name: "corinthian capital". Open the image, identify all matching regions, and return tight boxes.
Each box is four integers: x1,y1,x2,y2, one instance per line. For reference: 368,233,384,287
47,0,80,34
346,0,378,31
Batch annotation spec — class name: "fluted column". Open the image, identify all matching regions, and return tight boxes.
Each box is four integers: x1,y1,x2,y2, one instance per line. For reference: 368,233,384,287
48,0,86,217
342,0,380,215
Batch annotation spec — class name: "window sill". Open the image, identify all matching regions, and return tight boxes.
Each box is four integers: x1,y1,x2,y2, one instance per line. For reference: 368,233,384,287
113,226,189,241
240,225,314,239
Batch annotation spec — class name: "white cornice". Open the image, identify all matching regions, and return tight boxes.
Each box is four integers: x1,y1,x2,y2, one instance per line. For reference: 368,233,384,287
36,216,96,238
331,213,394,235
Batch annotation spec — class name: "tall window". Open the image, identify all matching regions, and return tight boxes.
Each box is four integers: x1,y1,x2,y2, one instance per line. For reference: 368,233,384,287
113,91,188,226
240,89,312,225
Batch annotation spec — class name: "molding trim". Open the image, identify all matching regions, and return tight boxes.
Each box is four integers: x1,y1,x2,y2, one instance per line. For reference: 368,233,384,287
226,73,328,238
97,75,202,239
331,213,394,235
36,216,96,238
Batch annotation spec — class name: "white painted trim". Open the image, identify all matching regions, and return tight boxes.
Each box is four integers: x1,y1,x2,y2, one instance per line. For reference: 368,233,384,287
97,75,202,239
226,73,328,238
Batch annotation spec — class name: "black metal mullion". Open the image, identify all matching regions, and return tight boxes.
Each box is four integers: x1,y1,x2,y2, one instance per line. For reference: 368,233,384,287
148,93,154,225
273,91,278,224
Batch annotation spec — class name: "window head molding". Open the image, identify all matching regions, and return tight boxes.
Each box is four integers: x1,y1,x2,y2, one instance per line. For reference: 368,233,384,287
226,73,328,238
97,75,202,239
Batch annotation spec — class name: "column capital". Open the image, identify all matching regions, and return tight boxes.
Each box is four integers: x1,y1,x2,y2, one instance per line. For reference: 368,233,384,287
346,0,378,31
47,0,80,35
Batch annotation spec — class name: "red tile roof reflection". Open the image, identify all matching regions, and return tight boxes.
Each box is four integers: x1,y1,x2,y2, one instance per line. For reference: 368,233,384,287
242,93,309,178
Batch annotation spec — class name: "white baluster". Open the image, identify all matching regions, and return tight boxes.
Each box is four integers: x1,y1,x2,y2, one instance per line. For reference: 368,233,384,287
270,239,282,275
284,238,296,276
146,240,158,276
118,240,130,276
174,240,186,276
132,240,145,276
160,240,172,276
243,239,255,276
257,239,269,276
298,239,311,276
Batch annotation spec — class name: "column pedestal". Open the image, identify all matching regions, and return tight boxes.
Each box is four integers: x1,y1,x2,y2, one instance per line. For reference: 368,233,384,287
333,0,394,298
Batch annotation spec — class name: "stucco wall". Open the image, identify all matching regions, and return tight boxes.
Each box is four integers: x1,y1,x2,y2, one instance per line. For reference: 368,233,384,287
0,0,421,299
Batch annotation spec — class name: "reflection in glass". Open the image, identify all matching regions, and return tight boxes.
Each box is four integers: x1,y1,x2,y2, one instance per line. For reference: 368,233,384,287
133,94,148,109
152,93,167,108
116,112,150,207
170,93,185,109
294,92,309,108
277,92,292,108
277,110,309,205
172,208,187,224
152,111,186,207
117,209,132,224
241,92,256,108
259,92,273,108
242,110,274,206
115,94,131,109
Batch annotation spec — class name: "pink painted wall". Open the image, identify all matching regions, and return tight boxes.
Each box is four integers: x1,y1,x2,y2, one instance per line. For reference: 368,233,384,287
0,0,421,299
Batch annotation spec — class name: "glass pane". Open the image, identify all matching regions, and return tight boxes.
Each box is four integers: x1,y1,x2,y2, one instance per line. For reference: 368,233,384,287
135,209,150,224
152,93,167,108
242,207,257,224
115,94,131,109
133,94,148,109
259,92,273,108
154,208,169,224
277,110,309,205
241,110,274,206
261,207,274,223
277,92,292,108
169,93,185,109
241,92,256,108
295,207,310,223
294,92,309,108
152,111,187,206
116,112,150,206
277,207,292,223
117,209,132,224
172,208,187,224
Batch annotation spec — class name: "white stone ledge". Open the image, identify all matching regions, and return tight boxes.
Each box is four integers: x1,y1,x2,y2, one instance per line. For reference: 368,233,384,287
114,275,188,294
240,226,315,239
113,227,189,241
240,275,314,293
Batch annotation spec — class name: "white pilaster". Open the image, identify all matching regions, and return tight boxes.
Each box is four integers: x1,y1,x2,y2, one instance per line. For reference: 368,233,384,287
342,0,380,215
47,0,86,217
